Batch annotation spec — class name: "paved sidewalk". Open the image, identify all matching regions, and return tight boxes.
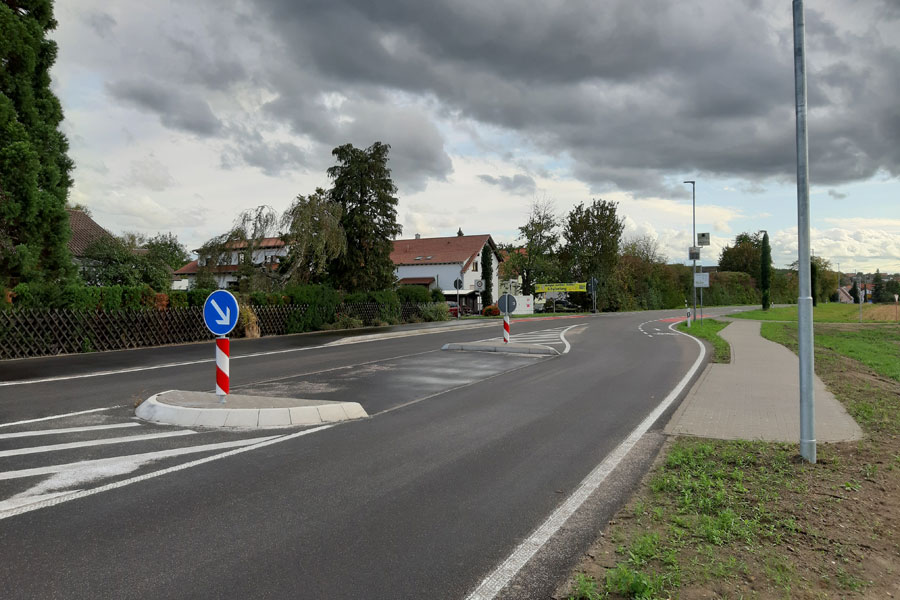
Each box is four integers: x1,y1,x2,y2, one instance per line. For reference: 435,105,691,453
666,320,862,442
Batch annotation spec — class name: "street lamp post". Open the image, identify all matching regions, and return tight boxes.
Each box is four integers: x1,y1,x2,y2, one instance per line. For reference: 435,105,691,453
793,0,815,463
684,180,697,327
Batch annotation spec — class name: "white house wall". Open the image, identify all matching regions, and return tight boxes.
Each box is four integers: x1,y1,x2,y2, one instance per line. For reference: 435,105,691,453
395,245,502,304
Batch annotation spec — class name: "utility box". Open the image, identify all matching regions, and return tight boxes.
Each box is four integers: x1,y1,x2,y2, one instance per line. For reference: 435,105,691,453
512,295,534,315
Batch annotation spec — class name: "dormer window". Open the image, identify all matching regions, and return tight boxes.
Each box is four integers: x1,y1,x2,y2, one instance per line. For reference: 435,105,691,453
415,256,424,260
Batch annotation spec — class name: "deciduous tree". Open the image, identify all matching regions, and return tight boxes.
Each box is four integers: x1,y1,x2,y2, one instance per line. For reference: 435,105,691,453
280,188,346,285
561,199,624,310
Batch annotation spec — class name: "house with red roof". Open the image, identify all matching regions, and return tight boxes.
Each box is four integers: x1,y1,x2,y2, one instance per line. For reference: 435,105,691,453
391,232,503,312
173,237,287,290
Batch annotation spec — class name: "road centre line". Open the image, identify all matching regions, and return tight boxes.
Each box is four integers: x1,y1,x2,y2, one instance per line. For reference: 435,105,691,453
465,320,706,600
0,424,333,521
0,422,140,440
0,430,196,459
0,406,125,427
0,435,282,481
0,322,502,387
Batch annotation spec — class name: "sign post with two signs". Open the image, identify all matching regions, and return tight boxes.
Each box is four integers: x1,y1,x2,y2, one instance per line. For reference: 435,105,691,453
497,294,517,343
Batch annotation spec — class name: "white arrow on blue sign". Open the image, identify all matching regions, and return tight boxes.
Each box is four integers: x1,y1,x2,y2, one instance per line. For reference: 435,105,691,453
203,290,239,336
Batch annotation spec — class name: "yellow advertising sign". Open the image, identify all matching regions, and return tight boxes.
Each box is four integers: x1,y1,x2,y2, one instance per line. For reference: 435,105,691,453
535,282,587,292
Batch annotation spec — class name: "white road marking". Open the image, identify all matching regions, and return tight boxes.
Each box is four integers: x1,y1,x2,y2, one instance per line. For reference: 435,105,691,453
559,324,580,354
0,425,334,521
0,430,196,458
0,436,281,481
0,406,125,428
465,320,705,600
0,423,140,440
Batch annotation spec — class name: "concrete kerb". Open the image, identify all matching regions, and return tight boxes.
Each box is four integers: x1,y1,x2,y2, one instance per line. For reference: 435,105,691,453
440,342,559,355
136,390,368,429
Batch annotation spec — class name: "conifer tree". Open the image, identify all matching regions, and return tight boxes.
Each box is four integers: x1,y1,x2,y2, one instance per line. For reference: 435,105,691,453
0,0,76,286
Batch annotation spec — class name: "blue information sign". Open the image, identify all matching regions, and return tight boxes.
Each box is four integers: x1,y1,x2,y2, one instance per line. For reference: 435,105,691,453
203,290,239,336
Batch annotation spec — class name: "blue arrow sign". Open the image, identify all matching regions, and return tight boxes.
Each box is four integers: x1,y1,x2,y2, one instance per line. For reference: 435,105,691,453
203,290,239,336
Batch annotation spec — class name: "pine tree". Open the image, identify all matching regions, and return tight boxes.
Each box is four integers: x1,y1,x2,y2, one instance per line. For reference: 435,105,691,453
325,142,402,292
850,280,859,304
0,0,76,287
480,243,493,306
760,232,772,310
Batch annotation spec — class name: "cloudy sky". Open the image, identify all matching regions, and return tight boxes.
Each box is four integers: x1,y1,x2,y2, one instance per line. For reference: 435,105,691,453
51,0,899,273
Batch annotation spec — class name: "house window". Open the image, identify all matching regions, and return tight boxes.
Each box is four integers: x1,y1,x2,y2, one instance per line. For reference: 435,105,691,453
473,262,479,272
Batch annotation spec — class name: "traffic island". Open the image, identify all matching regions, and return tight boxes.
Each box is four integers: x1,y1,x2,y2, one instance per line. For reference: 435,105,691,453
440,341,558,355
136,390,367,429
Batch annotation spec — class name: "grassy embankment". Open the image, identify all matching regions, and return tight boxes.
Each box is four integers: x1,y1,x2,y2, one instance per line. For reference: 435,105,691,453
566,313,900,599
733,302,900,323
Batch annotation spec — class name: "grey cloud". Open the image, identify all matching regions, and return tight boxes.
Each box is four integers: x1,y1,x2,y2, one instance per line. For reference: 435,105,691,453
478,174,536,196
107,78,222,136
81,11,116,38
221,138,307,177
126,155,176,191
246,0,900,195
828,189,848,199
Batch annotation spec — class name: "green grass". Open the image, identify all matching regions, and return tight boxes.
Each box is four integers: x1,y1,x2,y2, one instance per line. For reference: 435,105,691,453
676,318,731,363
732,303,892,323
760,322,900,382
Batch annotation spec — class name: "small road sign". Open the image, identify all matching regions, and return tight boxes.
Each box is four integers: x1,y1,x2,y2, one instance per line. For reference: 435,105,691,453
689,247,700,261
474,279,485,291
203,290,239,336
694,272,710,288
498,294,517,314
697,232,710,246
454,278,464,290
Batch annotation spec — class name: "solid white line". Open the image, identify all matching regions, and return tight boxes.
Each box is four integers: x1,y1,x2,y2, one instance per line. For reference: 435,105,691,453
0,423,140,440
0,406,125,428
465,320,705,600
0,435,282,480
0,322,503,388
559,324,580,354
0,430,196,458
0,425,333,521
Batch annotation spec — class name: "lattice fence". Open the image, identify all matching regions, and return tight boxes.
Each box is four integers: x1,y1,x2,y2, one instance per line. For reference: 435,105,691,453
0,302,443,359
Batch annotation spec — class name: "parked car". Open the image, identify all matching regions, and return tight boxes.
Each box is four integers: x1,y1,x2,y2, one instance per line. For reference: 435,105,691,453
446,301,460,317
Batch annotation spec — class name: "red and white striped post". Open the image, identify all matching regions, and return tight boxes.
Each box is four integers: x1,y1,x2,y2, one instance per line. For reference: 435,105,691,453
503,314,510,343
215,336,229,402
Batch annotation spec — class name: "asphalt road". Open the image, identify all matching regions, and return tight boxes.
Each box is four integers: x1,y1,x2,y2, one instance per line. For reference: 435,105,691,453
0,309,734,599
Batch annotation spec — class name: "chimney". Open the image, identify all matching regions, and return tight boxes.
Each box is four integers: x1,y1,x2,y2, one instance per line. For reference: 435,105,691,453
457,227,464,237
415,233,421,239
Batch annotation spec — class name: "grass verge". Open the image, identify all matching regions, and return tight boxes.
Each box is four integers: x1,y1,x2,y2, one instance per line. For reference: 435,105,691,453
565,322,900,599
675,319,731,363
733,303,900,323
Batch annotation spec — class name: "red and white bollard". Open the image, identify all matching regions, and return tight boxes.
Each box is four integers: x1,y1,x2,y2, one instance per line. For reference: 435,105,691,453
215,336,229,402
503,314,510,344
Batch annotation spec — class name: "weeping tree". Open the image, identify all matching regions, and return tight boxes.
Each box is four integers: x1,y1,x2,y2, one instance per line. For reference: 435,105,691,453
279,188,346,285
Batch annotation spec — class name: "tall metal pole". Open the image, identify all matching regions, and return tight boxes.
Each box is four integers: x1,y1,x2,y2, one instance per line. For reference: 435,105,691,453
685,180,697,327
793,0,816,464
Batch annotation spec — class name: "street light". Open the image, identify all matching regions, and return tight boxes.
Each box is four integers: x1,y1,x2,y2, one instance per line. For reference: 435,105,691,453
684,180,696,327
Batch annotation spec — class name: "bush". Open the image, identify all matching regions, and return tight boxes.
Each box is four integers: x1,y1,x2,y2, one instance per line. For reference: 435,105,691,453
101,286,124,311
397,285,431,303
187,288,215,307
421,302,451,322
322,313,365,330
168,290,188,308
284,284,341,332
344,289,401,325
431,288,446,303
237,304,260,338
482,304,500,316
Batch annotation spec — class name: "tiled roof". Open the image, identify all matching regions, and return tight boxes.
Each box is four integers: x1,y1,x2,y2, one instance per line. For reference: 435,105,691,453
225,237,285,249
66,209,114,257
398,277,435,285
391,235,501,270
174,260,280,275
